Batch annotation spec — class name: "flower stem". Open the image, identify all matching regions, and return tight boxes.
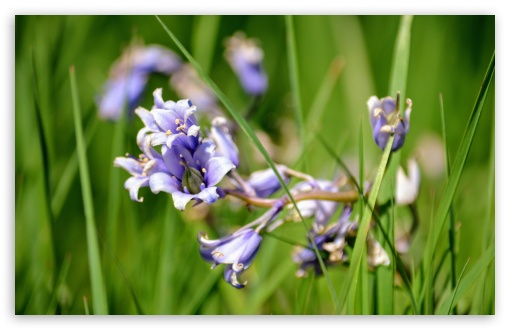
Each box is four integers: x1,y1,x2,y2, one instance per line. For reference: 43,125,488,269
224,188,359,208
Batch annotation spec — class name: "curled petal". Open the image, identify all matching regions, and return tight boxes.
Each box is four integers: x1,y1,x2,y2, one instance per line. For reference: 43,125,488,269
171,191,195,210
224,266,246,289
204,157,236,187
124,176,149,202
246,165,289,198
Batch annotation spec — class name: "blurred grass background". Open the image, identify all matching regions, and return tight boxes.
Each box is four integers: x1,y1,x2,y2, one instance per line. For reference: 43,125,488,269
15,15,494,315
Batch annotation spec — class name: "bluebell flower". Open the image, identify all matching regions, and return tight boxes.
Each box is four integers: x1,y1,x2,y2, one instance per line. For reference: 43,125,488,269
135,88,200,149
225,32,268,96
367,95,412,152
113,147,170,203
210,117,239,167
246,165,290,198
198,228,262,288
150,138,236,210
292,205,354,277
291,180,340,231
97,44,182,121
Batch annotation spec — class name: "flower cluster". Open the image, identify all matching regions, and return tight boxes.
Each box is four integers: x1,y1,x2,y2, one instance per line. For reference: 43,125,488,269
115,89,236,210
110,34,417,289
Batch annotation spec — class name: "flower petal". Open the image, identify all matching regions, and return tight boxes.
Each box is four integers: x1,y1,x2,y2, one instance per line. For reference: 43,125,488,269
204,157,236,187
124,176,149,202
196,187,219,205
149,172,181,194
114,157,143,176
171,191,195,210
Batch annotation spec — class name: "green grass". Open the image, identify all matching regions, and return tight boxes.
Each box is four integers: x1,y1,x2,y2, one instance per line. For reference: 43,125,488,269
15,15,495,315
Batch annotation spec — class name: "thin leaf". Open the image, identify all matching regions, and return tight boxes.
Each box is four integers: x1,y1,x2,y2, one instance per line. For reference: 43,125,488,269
69,66,108,315
440,93,458,314
447,258,470,315
389,15,413,99
285,16,305,152
427,52,495,286
338,134,395,312
436,243,495,315
191,15,220,75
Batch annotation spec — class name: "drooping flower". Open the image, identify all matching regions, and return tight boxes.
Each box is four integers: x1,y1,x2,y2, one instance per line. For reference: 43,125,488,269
292,205,354,277
290,180,340,231
367,95,412,152
225,32,268,96
198,228,262,288
97,44,182,121
395,157,420,206
246,165,290,198
113,144,170,202
209,117,239,167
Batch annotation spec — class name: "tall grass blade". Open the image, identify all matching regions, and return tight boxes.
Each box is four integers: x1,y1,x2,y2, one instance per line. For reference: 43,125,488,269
447,258,470,315
338,134,394,312
51,114,98,217
285,16,305,150
439,93,458,314
388,15,413,99
156,15,339,312
69,66,108,315
191,15,220,75
427,52,494,277
436,242,495,315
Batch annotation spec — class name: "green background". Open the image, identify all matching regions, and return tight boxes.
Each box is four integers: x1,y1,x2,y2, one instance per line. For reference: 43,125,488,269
15,15,495,314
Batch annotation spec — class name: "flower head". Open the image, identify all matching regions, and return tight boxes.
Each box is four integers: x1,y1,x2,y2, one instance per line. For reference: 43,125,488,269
367,95,412,151
97,44,182,121
135,88,200,150
152,139,236,210
293,206,354,277
198,228,262,288
225,32,268,96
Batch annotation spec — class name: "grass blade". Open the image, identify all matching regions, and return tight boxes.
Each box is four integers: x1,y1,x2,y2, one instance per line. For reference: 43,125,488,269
426,52,494,282
389,15,413,98
69,66,108,315
439,93,458,314
446,258,470,315
156,15,339,312
191,15,220,75
285,16,305,149
338,134,395,312
436,243,495,315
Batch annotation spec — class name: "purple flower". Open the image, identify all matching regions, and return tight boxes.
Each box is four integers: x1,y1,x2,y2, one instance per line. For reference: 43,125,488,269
291,180,340,231
367,95,412,152
293,205,354,277
113,146,170,203
97,44,182,121
135,88,200,150
246,165,290,198
225,32,268,96
210,117,239,167
198,228,262,288
150,139,236,210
